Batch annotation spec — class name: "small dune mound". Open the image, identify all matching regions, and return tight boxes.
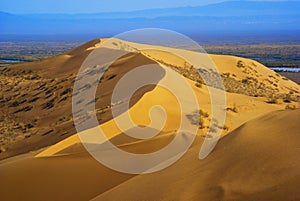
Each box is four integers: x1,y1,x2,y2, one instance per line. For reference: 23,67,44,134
140,47,300,101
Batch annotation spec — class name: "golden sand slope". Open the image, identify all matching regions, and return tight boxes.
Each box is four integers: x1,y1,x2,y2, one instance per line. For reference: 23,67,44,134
92,109,300,201
0,109,299,201
35,65,290,158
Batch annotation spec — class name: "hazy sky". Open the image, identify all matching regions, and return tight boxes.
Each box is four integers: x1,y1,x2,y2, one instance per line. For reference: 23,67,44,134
0,0,295,14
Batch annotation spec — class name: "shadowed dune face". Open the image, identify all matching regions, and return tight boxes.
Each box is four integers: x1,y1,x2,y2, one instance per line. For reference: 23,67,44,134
0,39,164,160
0,109,299,201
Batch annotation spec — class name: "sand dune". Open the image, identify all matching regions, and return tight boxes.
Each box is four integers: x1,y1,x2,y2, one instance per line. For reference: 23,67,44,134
0,38,299,200
35,39,298,158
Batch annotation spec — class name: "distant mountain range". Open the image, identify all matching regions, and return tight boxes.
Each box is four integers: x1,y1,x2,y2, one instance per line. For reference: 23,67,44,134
0,1,300,37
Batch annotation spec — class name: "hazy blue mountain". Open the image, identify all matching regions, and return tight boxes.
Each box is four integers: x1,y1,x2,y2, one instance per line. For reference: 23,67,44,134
8,1,300,19
0,1,299,38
